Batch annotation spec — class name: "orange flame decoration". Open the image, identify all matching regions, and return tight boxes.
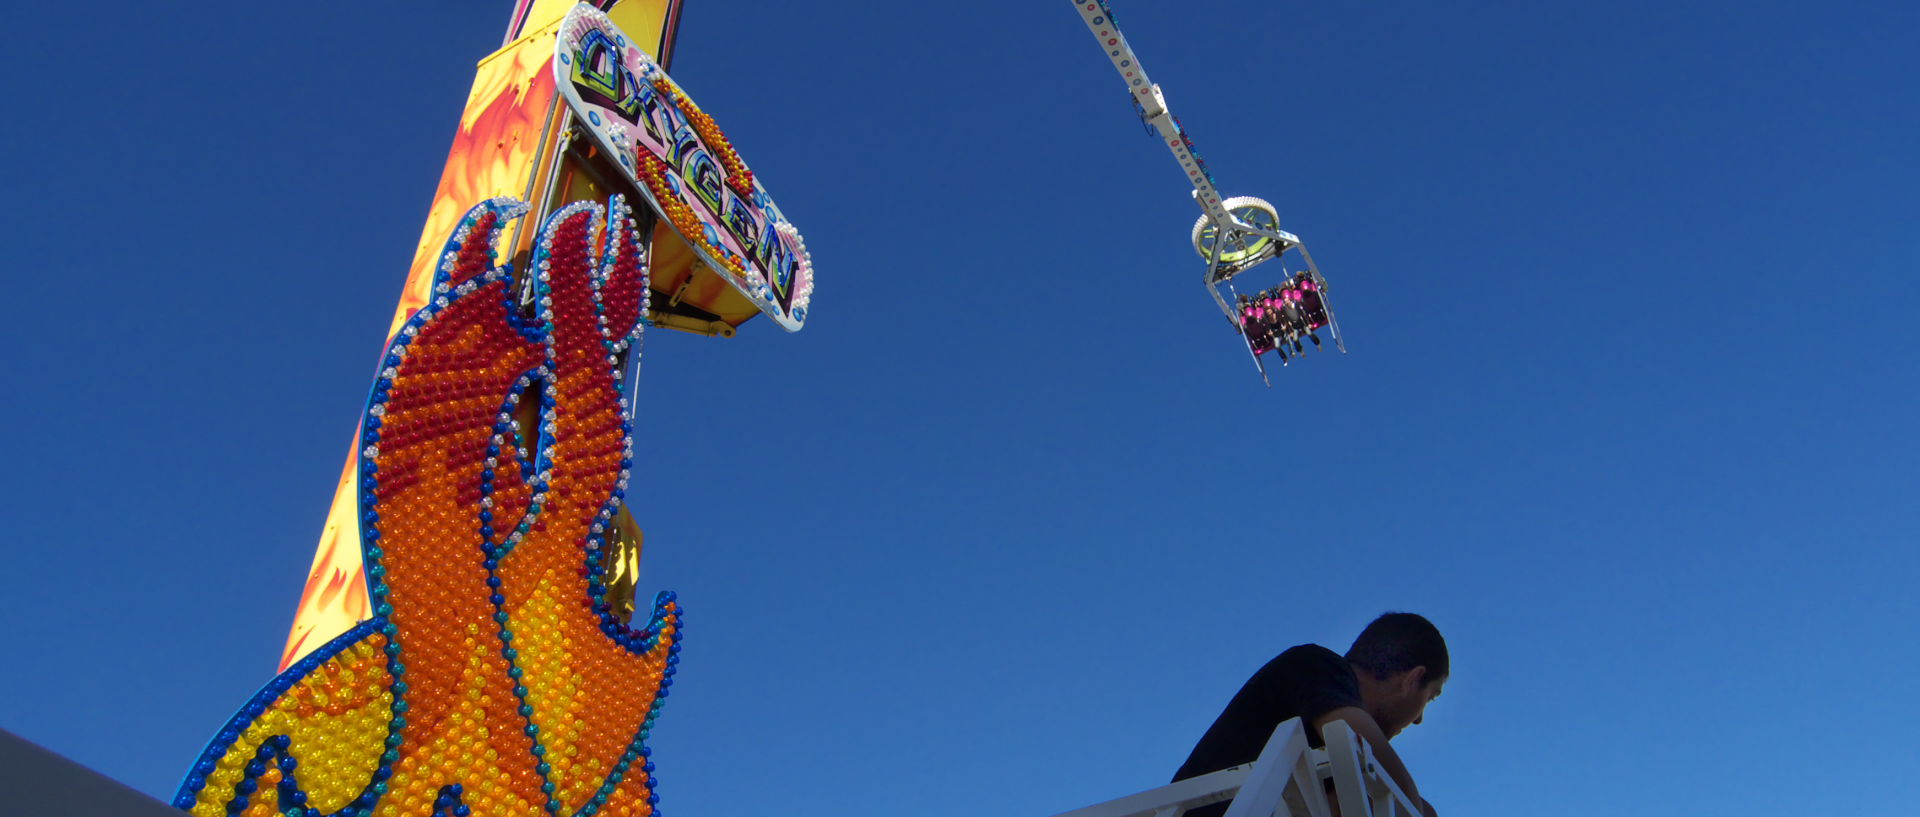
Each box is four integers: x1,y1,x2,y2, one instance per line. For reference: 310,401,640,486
179,196,678,817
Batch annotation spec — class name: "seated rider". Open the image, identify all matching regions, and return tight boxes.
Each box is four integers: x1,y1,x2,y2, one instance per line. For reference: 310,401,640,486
1294,271,1330,331
1238,295,1274,355
1261,291,1289,358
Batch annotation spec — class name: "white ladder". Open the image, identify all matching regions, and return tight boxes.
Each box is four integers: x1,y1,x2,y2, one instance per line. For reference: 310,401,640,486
1048,719,1423,817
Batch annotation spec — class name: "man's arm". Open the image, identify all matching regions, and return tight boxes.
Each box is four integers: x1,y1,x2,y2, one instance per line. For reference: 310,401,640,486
1311,706,1433,816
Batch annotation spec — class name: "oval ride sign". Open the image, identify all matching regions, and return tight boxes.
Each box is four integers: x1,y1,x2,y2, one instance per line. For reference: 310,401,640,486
556,5,814,330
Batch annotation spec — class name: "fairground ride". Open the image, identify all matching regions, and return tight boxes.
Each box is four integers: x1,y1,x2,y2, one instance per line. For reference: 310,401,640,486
1071,1,1345,386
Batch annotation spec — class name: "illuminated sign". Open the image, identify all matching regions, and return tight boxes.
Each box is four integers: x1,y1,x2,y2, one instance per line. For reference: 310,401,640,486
558,5,813,330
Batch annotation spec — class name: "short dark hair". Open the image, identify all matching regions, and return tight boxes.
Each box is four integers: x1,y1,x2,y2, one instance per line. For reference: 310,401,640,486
1345,612,1448,684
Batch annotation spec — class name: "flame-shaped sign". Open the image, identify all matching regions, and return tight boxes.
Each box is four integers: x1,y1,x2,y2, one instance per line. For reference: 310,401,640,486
557,5,813,330
175,196,680,817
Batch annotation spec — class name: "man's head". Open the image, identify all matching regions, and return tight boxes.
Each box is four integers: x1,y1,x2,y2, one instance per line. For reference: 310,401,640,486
1345,612,1449,738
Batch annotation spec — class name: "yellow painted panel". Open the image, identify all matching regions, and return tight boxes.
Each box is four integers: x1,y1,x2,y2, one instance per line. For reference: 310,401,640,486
281,0,683,669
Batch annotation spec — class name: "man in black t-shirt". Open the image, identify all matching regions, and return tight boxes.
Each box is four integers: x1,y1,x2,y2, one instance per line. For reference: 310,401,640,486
1173,612,1448,817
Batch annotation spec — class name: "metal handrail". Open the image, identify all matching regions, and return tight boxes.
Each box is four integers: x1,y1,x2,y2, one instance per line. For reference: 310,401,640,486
1046,718,1421,817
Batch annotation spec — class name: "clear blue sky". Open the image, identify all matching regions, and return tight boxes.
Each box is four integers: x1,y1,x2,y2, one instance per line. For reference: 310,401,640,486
2,1,1917,815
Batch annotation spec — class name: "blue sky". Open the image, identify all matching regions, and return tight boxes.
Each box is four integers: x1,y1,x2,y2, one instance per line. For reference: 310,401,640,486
2,1,1917,815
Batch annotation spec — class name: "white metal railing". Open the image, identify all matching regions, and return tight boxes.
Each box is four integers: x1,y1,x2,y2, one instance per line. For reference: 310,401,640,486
1048,718,1421,817
1321,720,1424,817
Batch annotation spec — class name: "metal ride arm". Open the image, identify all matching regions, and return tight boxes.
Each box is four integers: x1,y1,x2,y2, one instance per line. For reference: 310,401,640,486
1044,718,1422,817
1070,1,1233,227
1070,1,1297,295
